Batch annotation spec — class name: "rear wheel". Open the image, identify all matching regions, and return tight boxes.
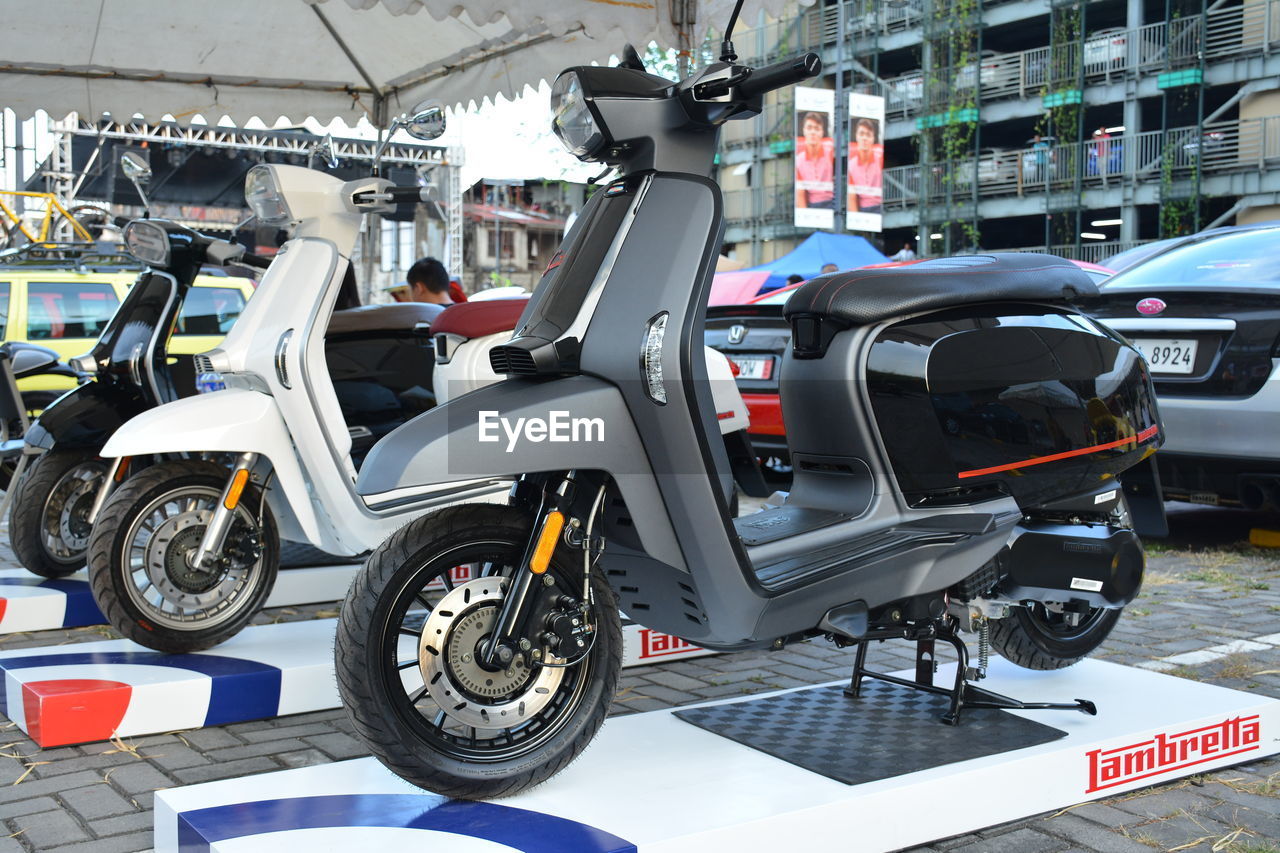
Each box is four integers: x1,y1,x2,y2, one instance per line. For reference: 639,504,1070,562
990,604,1121,670
9,449,108,577
86,459,278,652
335,503,622,800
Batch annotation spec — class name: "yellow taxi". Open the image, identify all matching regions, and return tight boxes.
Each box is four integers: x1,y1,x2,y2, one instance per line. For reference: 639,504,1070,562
0,266,255,409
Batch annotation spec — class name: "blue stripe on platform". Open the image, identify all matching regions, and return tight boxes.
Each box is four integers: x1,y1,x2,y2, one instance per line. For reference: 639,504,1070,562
0,651,280,724
176,793,637,853
0,577,106,627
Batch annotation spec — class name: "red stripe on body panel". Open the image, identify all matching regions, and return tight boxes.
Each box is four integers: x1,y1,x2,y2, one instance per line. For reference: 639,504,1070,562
958,425,1160,480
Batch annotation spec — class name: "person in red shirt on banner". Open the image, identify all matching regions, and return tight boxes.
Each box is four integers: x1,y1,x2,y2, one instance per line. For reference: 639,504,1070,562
847,117,884,214
794,111,835,210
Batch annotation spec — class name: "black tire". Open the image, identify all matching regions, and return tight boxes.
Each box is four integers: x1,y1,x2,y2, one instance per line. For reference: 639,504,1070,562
336,503,622,800
9,449,108,578
990,604,1122,670
86,459,279,653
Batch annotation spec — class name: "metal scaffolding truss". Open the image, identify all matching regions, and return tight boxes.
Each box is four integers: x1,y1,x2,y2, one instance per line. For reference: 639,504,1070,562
44,115,466,275
51,116,453,168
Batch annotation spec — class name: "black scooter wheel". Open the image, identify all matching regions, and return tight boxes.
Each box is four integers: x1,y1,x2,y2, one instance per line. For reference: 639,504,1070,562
9,449,108,578
990,604,1122,670
336,503,622,800
86,459,278,653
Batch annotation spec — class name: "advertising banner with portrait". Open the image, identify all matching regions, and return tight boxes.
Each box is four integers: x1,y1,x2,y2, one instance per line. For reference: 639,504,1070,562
793,86,836,229
846,92,885,233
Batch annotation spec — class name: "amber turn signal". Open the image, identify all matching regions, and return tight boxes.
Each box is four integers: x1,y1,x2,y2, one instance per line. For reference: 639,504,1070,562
529,511,566,575
223,468,251,510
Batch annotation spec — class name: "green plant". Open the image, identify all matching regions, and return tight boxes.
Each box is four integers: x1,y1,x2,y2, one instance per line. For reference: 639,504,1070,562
915,0,982,251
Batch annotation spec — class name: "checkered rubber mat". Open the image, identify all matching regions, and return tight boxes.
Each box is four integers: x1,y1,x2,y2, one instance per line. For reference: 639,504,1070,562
674,680,1068,785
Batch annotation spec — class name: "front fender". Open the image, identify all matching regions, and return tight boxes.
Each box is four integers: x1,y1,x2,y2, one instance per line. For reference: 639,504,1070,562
101,389,323,544
358,376,684,569
25,382,150,452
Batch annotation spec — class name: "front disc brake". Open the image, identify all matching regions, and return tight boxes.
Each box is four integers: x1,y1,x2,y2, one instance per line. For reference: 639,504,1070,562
418,577,564,729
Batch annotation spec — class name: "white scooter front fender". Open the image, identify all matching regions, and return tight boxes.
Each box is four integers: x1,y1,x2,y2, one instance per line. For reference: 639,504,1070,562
100,390,325,545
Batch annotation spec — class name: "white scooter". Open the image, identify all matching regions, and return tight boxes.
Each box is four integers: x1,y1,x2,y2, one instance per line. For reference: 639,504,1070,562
84,104,501,653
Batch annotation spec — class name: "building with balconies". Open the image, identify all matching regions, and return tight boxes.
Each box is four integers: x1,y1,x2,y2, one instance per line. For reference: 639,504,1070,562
719,0,1280,265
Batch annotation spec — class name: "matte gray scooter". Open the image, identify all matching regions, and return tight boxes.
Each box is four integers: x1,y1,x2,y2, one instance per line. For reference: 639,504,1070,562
338,31,1162,800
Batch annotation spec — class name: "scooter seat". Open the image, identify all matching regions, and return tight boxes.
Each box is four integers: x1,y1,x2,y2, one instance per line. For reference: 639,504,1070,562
430,298,530,341
782,253,1096,328
328,303,443,335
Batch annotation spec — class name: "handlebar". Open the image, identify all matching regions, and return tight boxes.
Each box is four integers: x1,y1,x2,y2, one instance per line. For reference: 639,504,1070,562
351,186,436,206
737,53,822,99
204,239,273,270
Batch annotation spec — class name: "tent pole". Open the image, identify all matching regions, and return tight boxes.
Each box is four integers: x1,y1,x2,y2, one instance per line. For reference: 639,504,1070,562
362,93,387,302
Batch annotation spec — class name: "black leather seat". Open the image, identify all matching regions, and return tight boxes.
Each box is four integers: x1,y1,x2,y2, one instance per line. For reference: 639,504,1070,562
783,253,1097,328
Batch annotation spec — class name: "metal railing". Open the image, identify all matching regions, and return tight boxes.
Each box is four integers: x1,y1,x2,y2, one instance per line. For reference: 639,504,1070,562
722,185,797,227
875,0,1280,119
881,115,1280,209
1003,240,1154,264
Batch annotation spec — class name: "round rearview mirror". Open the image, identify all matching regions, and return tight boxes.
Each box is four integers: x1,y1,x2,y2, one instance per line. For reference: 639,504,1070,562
310,133,339,170
119,150,152,183
406,100,446,140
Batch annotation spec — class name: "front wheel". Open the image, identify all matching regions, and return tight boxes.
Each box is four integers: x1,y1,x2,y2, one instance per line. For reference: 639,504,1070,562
86,459,279,653
9,449,108,577
336,503,622,800
989,603,1121,670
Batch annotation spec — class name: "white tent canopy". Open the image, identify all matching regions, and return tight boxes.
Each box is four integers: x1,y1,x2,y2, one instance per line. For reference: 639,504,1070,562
0,0,807,126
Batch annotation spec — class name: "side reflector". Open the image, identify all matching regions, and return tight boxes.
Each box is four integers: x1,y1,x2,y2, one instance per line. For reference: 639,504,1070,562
114,457,131,482
529,511,566,575
224,469,251,510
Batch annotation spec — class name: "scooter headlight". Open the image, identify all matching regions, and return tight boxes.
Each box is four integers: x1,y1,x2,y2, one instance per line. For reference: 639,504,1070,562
245,165,293,224
551,71,605,161
122,220,170,267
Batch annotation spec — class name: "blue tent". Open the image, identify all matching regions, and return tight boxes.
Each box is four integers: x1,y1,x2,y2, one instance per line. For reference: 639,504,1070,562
744,231,888,292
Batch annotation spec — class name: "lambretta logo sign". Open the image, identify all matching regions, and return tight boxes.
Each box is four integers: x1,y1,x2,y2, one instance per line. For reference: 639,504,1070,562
1086,715,1262,793
638,628,704,660
478,411,604,452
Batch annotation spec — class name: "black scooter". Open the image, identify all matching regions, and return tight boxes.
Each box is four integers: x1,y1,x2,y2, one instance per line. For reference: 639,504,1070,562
335,8,1164,800
9,157,270,578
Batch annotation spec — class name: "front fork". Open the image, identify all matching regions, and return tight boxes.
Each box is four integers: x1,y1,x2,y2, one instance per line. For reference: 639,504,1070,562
86,454,131,526
482,472,604,669
191,452,259,570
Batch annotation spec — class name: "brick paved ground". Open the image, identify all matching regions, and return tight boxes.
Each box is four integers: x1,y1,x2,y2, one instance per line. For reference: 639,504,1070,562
0,503,1277,852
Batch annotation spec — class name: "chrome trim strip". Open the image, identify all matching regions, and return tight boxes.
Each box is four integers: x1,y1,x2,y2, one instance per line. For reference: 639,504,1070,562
1096,318,1237,332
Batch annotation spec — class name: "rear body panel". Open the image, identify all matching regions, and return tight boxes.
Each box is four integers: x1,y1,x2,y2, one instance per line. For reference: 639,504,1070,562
865,305,1161,508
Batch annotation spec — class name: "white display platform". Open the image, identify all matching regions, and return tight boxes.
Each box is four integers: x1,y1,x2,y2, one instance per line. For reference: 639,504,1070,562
155,659,1280,853
0,564,360,634
0,618,712,747
0,619,338,747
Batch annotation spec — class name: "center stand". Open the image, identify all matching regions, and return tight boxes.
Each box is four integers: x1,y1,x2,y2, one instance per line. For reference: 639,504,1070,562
843,617,1097,725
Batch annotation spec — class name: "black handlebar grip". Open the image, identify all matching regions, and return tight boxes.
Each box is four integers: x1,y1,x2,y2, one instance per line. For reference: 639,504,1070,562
388,186,430,203
239,253,273,270
738,53,822,99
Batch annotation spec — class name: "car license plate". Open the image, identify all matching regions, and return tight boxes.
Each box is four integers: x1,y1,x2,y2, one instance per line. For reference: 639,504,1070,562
731,355,773,380
1134,338,1197,374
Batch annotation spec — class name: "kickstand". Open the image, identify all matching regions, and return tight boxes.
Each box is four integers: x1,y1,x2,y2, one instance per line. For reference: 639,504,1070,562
844,622,1097,726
